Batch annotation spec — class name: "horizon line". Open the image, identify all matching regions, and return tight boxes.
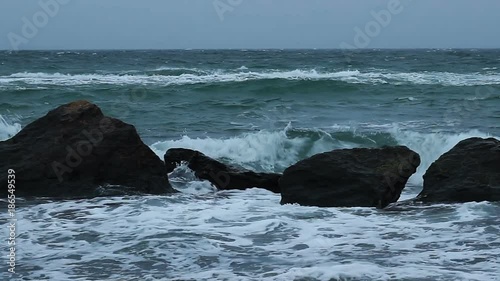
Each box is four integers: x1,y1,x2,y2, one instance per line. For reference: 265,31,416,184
2,47,500,52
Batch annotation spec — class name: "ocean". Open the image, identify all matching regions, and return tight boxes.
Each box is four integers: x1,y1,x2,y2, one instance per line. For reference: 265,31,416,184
0,49,499,280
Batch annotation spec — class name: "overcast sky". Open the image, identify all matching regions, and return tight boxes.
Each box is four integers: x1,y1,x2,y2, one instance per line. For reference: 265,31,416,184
1,0,499,50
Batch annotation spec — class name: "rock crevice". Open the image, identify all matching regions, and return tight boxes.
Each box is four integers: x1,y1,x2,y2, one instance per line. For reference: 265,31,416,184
164,148,281,193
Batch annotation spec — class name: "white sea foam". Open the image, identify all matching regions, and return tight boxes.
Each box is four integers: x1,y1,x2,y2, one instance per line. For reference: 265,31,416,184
389,128,495,188
152,124,497,199
361,71,500,86
2,69,499,87
150,124,355,172
168,163,217,194
5,192,498,280
0,115,21,141
1,121,498,280
395,96,417,101
152,128,320,172
153,66,208,74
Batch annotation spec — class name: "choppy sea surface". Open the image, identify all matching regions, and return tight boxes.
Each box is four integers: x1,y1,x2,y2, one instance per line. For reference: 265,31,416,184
0,50,499,280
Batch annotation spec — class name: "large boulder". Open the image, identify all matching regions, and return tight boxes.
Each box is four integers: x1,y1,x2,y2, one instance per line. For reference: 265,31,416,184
0,100,176,198
164,148,281,193
279,146,420,208
419,137,500,203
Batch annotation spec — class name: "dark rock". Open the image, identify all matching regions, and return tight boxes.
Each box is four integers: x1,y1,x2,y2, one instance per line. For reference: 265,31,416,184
0,100,176,198
279,146,420,208
419,137,500,203
164,148,281,193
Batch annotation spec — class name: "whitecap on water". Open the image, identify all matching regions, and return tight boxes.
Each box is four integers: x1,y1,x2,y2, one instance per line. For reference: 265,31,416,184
1,121,498,280
2,69,499,87
150,125,343,172
152,123,497,190
389,128,496,188
0,114,21,141
4,191,498,280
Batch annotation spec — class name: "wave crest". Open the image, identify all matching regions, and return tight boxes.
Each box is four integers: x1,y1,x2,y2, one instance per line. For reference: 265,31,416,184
2,69,499,87
151,125,497,196
0,115,21,141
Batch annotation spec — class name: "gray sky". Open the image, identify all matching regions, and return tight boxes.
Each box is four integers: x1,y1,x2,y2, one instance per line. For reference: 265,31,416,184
1,0,499,50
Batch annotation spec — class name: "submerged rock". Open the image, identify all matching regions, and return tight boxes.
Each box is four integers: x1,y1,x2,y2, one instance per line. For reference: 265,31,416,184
0,100,175,198
279,146,420,208
419,137,500,203
164,148,281,193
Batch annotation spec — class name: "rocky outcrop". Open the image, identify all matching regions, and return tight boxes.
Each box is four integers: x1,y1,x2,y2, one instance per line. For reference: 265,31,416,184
164,148,281,193
419,137,500,203
279,146,420,208
0,100,176,198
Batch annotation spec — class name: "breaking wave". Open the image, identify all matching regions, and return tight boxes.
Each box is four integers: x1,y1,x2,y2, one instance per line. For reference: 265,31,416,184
150,124,497,196
0,115,21,141
1,69,499,87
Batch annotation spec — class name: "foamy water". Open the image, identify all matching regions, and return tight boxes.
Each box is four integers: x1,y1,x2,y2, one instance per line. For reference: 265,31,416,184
4,189,498,280
3,120,499,280
1,69,500,87
0,114,21,141
151,125,497,193
2,49,499,280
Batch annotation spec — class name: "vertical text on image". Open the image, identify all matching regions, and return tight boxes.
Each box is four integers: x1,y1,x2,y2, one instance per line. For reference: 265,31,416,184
7,169,16,274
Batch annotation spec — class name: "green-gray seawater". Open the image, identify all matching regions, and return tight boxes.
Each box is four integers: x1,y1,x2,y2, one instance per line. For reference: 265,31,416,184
1,50,499,280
